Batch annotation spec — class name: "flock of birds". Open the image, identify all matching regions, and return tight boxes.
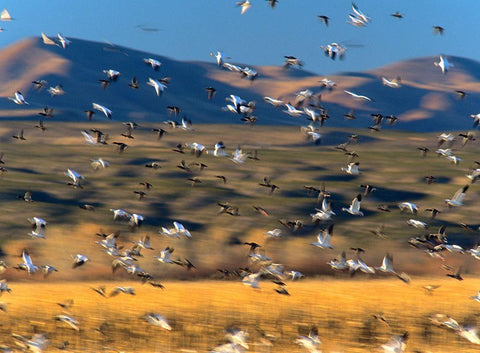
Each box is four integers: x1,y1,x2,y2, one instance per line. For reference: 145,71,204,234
0,2,480,353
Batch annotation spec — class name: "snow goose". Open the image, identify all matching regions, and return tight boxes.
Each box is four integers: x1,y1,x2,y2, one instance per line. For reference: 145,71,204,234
143,58,161,71
434,55,453,74
92,103,112,119
57,33,71,48
445,185,468,207
8,91,29,105
147,78,168,96
16,249,38,274
398,202,418,214
311,224,334,249
142,313,172,330
342,194,364,216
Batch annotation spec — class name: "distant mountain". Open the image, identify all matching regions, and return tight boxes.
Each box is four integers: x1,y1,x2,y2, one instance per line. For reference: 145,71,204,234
0,37,478,131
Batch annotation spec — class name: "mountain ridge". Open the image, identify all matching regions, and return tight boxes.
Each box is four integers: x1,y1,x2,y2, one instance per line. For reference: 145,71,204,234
0,37,478,131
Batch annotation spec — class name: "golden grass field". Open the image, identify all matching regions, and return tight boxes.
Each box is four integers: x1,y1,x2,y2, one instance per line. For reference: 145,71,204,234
2,278,480,352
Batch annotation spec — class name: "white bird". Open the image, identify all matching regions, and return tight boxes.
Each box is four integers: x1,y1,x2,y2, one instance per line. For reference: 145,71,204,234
236,0,251,15
407,219,428,229
283,103,304,117
129,213,144,228
210,51,229,66
110,208,131,221
445,185,468,207
242,272,262,288
55,315,80,331
41,32,57,46
143,58,162,71
265,228,283,238
72,254,89,268
446,155,462,164
92,103,112,119
434,55,453,74
322,42,346,60
90,158,110,170
295,328,321,353
12,333,48,353
344,90,372,102
459,327,480,345
222,62,242,72
310,199,335,222
8,91,29,105
398,202,418,214
230,147,248,164
132,235,154,250
17,250,39,274
47,85,65,96
381,332,408,353
341,162,360,175
328,251,348,270
147,77,168,96
155,246,175,264
173,221,192,238
382,77,402,88
57,33,71,49
0,9,12,21
65,169,84,188
376,254,397,274
103,69,121,81
213,141,230,157
226,329,249,350
311,224,334,249
350,2,371,24
0,279,11,295
142,313,172,330
342,194,364,216
263,96,284,107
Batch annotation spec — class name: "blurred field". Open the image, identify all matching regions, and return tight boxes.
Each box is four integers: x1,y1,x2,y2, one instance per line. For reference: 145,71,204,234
2,278,480,352
0,122,478,280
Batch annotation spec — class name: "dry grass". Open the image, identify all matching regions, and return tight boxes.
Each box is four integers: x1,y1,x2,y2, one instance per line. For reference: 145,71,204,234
2,277,480,352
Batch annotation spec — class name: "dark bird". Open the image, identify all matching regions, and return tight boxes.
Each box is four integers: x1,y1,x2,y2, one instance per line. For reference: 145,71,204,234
205,87,217,100
79,204,95,211
173,258,196,271
32,79,48,90
85,110,96,121
113,142,128,153
99,78,111,90
248,149,260,160
266,0,278,9
317,15,330,26
425,208,441,219
145,162,161,169
274,285,290,296
343,109,356,120
12,129,25,140
360,184,376,196
217,202,240,216
177,160,192,173
391,11,403,19
187,177,201,186
244,242,262,252
446,267,463,281
253,206,270,217
417,147,429,157
152,128,168,140
433,26,444,35
424,176,436,184
35,120,47,131
121,127,134,139
139,181,153,190
216,175,227,184
134,191,147,200
38,107,54,118
91,286,107,297
259,177,279,193
455,90,467,99
167,106,181,117
128,76,140,89
172,143,185,154
0,153,4,164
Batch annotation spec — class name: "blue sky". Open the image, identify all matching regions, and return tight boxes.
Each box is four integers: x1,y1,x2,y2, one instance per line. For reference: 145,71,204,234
1,1,478,75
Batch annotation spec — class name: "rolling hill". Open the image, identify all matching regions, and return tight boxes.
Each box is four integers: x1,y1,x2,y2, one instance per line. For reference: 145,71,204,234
0,37,479,131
